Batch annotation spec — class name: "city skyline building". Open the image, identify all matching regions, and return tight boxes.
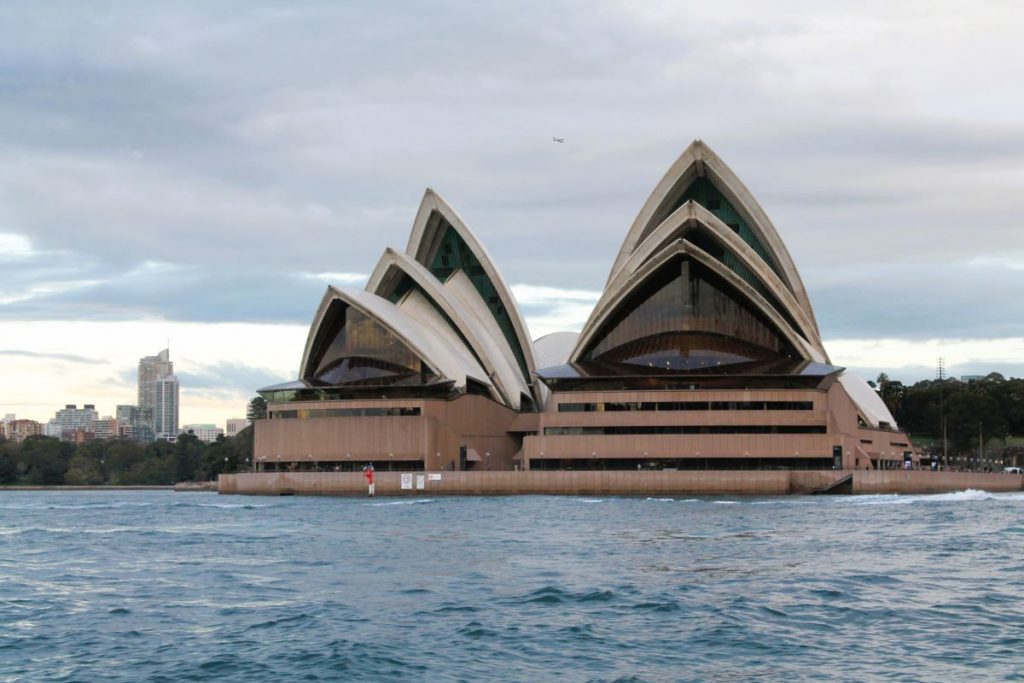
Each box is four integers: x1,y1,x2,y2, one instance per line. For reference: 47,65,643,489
181,423,224,443
225,418,249,437
153,374,180,441
6,419,43,443
51,404,98,441
138,348,178,441
115,405,146,441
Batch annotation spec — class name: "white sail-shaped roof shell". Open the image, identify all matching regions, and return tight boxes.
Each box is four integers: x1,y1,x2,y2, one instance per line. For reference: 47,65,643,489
839,371,900,430
299,285,492,392
608,140,821,340
597,200,826,358
533,332,579,370
366,247,530,409
404,189,539,404
571,241,825,365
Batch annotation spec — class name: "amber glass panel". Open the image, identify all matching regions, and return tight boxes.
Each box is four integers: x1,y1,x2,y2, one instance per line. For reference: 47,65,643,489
311,306,438,386
582,257,796,368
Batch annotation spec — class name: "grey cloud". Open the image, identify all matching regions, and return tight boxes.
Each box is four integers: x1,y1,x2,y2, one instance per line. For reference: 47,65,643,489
0,349,106,364
807,259,1024,340
177,361,291,395
1,0,1023,348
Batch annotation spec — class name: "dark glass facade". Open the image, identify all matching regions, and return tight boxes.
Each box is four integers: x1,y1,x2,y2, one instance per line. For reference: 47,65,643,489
680,226,805,336
544,425,827,435
557,400,814,412
657,176,784,283
581,256,797,369
308,303,439,387
270,407,421,419
425,214,531,382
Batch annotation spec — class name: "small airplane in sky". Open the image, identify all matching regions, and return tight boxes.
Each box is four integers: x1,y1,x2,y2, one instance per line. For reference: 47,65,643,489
552,137,564,143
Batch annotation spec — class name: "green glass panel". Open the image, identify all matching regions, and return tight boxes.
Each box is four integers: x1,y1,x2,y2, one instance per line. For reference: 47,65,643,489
427,221,530,382
671,177,784,282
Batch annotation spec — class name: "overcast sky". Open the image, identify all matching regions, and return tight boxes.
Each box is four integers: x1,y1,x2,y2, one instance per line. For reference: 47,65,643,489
2,1,1023,426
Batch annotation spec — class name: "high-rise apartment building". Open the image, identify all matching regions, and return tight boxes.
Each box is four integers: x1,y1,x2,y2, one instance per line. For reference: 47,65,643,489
52,404,98,440
115,405,147,441
138,349,178,441
153,375,180,441
7,419,43,443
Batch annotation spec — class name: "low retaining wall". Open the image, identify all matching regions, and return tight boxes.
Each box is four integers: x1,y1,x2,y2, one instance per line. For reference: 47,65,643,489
854,470,1022,494
217,469,1023,497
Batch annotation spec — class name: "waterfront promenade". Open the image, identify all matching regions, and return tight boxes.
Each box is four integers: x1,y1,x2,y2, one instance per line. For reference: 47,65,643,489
219,469,1024,497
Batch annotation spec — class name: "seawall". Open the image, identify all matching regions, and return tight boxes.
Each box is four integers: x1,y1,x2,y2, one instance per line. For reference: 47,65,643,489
218,470,1024,497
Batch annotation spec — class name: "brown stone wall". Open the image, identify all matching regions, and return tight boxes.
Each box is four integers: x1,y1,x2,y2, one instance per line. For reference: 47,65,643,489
853,470,1023,494
255,394,520,470
220,470,1023,497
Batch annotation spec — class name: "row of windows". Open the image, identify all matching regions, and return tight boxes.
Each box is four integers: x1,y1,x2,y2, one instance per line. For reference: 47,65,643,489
544,425,827,435
270,407,422,419
558,400,814,413
530,457,836,471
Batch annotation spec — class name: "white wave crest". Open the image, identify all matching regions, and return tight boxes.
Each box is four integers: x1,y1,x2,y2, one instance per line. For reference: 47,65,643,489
850,489,998,506
368,499,435,507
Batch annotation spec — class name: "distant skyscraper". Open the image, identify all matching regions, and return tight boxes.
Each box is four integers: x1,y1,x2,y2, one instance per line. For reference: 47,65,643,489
153,375,180,441
138,348,179,441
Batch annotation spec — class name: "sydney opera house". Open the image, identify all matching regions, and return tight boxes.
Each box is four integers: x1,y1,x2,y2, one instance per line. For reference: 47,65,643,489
255,141,915,473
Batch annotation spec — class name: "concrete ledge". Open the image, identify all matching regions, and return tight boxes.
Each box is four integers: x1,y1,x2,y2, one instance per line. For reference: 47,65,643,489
217,470,1024,497
0,485,175,491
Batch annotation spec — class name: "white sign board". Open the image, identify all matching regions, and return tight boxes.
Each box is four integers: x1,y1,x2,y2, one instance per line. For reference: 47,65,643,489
428,473,442,481
400,473,413,490
416,474,425,490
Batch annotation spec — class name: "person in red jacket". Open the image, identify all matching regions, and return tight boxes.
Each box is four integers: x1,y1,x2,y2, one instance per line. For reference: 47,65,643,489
363,464,375,497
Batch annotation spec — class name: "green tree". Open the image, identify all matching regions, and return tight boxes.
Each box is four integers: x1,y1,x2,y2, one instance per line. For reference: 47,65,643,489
173,431,205,482
104,440,146,484
876,373,906,416
64,452,106,485
0,447,17,484
247,396,267,421
125,452,175,485
946,389,1008,453
201,434,234,480
18,436,74,485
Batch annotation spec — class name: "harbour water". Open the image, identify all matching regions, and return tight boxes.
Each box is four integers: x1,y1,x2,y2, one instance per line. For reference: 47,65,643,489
1,490,1022,681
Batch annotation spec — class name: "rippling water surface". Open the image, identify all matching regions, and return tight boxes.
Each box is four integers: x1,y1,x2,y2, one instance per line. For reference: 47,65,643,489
1,490,1023,681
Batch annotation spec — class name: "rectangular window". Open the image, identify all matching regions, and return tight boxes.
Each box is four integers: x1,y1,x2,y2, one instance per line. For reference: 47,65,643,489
544,425,827,436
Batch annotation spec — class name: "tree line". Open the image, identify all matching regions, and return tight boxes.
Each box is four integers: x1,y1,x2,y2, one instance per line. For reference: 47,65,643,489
876,372,1024,456
0,427,253,486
